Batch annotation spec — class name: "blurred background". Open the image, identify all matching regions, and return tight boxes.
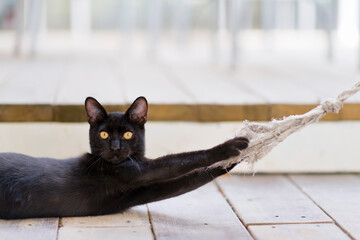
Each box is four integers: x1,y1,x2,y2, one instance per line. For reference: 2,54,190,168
0,0,359,173
0,0,359,66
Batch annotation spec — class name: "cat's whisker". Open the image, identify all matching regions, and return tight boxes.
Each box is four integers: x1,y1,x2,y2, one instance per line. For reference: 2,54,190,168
129,154,139,162
85,155,103,175
99,154,106,176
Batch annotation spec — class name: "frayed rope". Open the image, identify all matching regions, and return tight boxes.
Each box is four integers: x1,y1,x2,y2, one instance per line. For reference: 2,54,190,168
213,81,360,170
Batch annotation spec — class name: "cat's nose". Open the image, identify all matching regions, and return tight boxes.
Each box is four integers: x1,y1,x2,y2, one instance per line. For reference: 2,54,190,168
111,140,121,151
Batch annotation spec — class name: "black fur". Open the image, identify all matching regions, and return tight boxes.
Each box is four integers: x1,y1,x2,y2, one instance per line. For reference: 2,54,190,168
0,97,248,219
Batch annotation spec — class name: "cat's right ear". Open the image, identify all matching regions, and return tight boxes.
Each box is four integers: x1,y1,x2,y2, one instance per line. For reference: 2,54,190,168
85,97,107,126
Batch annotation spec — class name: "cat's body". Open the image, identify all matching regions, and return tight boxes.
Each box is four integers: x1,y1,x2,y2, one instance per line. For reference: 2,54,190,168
0,152,139,219
0,97,248,219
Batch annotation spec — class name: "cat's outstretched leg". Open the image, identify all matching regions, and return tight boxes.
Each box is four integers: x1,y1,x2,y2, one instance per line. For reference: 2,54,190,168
130,137,248,185
127,163,237,207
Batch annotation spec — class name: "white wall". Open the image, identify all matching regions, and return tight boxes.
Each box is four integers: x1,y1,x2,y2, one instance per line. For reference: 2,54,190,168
0,121,359,173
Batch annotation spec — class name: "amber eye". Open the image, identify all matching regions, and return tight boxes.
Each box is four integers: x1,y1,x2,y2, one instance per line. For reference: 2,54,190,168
123,131,133,140
99,131,109,139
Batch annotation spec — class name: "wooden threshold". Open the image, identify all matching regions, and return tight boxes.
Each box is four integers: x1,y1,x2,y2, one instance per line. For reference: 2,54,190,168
0,103,359,122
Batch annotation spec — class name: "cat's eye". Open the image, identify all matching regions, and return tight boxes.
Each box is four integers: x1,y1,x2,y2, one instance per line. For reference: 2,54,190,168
123,132,133,140
100,131,109,139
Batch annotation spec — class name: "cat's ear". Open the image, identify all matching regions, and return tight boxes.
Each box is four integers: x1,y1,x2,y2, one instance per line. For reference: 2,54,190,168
85,97,107,126
125,97,148,125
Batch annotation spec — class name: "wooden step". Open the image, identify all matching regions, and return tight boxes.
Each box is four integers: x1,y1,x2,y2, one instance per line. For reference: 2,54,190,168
0,103,359,122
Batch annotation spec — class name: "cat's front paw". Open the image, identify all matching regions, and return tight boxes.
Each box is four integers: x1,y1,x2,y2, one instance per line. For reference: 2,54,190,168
212,137,249,160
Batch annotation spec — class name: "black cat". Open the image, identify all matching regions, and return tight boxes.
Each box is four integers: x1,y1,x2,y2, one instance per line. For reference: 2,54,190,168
0,97,248,219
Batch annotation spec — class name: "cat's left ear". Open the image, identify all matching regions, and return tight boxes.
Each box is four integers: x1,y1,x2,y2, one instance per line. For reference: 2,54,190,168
85,97,108,126
125,97,148,125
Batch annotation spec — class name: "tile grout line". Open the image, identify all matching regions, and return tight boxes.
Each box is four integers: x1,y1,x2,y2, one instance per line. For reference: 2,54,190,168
214,180,256,240
146,204,157,240
112,58,129,104
158,63,199,103
56,217,62,240
51,58,70,121
247,221,333,226
55,226,154,229
285,174,356,240
157,63,203,121
219,69,269,104
0,60,21,90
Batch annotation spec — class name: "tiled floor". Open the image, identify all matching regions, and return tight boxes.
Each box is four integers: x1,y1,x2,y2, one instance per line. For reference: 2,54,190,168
0,54,359,122
1,174,359,240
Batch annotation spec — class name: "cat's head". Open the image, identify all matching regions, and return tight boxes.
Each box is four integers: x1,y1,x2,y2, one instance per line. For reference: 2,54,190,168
85,96,148,164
